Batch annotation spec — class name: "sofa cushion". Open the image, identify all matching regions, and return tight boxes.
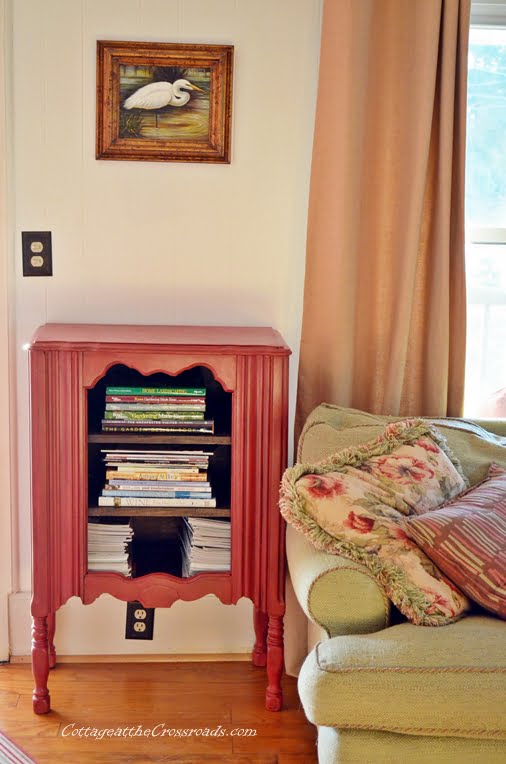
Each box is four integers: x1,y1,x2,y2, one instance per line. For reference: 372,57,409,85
404,464,506,619
298,615,506,739
281,419,470,626
298,405,506,486
317,727,506,764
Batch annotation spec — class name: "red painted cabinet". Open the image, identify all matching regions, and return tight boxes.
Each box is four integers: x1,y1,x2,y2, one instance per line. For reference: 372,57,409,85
29,324,290,714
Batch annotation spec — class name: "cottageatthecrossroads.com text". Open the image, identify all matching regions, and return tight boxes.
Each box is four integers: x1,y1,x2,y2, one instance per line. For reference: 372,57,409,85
60,724,257,740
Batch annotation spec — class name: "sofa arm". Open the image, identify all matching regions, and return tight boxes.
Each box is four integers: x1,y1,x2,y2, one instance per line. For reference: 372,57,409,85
286,524,390,637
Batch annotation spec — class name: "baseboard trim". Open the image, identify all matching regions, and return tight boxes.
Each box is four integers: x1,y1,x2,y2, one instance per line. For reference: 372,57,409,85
10,652,252,664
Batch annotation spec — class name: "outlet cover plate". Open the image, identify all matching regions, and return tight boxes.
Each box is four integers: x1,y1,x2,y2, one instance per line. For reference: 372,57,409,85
22,231,53,276
125,601,155,640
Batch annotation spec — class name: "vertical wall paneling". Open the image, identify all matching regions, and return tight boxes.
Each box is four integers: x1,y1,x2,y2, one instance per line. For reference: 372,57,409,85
10,0,322,655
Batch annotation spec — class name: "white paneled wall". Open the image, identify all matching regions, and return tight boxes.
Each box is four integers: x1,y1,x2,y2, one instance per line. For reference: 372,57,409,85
9,0,321,654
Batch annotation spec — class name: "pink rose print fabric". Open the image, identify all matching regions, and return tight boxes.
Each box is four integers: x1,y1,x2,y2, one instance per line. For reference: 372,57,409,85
280,419,470,626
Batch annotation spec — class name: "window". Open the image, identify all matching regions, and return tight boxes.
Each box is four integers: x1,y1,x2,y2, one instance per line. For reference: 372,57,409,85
465,13,506,416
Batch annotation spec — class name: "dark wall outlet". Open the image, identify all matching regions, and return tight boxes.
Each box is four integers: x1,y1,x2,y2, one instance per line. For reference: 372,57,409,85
125,601,155,640
22,231,53,276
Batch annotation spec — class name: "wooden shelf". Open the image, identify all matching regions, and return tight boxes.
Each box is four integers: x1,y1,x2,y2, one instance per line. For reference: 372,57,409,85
88,433,231,445
88,507,231,518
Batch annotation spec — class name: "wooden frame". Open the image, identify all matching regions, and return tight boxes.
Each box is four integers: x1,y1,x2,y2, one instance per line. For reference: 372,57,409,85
96,41,234,163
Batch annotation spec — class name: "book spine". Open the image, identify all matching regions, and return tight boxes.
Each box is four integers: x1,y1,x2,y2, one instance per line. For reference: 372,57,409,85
101,425,214,433
101,419,214,428
101,449,213,456
106,387,206,396
106,465,204,472
102,490,212,499
108,468,207,474
106,396,206,404
104,411,205,421
105,403,206,411
105,470,206,481
98,497,217,507
106,482,210,490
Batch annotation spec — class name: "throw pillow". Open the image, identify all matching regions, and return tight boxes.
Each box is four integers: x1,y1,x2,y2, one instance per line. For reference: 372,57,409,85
281,418,470,626
403,464,506,619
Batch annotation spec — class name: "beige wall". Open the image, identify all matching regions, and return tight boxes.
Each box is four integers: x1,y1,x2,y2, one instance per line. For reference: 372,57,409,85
8,0,321,655
0,0,13,662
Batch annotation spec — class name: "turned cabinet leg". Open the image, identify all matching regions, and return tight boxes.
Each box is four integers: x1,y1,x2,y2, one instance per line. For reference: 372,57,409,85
47,612,56,669
265,614,284,711
252,608,268,667
32,616,51,714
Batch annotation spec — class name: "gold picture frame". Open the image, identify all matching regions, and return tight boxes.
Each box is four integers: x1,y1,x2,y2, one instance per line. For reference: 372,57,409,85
96,40,234,163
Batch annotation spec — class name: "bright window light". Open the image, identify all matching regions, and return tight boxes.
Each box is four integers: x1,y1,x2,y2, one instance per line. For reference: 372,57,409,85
464,25,506,417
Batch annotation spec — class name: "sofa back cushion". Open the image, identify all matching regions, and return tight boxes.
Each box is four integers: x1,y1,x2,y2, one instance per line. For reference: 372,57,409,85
299,405,506,486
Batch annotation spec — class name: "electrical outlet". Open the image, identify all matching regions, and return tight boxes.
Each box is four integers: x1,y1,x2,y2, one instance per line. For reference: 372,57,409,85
125,601,154,640
22,231,53,276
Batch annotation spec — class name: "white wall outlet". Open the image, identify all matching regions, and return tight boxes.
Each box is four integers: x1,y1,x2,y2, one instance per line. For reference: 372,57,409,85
125,601,154,640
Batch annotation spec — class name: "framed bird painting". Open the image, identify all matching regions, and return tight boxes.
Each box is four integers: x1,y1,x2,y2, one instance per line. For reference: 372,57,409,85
96,41,234,163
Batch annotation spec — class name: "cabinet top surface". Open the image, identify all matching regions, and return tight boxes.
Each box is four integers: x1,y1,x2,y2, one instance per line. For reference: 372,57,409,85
30,323,290,352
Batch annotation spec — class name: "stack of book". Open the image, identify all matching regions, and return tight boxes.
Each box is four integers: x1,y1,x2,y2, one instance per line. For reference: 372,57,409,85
88,522,133,575
181,517,231,576
102,386,214,434
98,449,216,508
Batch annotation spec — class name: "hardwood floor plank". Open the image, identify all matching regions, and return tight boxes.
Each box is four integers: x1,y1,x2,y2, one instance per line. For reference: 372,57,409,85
0,662,317,763
14,754,277,764
0,690,19,708
2,661,271,686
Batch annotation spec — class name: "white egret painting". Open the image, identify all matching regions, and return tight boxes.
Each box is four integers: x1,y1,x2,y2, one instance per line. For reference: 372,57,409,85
119,65,211,141
96,41,234,163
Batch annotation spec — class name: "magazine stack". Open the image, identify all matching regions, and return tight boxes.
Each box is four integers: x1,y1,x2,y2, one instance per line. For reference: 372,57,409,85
180,517,231,576
87,522,133,576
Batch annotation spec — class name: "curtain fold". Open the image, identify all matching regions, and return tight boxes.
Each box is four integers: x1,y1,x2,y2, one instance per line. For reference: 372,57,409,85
286,0,471,677
296,0,471,438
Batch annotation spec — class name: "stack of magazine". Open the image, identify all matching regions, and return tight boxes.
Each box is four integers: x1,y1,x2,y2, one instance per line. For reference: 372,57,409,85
181,517,231,576
88,522,133,576
98,449,216,508
101,386,214,434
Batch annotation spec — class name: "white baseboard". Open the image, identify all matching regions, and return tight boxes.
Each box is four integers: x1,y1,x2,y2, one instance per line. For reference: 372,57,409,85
9,592,254,656
0,593,9,661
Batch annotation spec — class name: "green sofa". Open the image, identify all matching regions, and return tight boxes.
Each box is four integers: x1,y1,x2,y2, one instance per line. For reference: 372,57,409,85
288,405,506,764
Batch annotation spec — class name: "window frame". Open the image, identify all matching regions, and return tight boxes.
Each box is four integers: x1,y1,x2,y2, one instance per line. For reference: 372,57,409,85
468,2,506,244
464,4,506,416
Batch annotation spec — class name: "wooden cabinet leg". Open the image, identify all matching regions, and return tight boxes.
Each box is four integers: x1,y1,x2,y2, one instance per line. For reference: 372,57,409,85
252,608,268,667
265,614,284,711
47,612,56,669
32,616,51,714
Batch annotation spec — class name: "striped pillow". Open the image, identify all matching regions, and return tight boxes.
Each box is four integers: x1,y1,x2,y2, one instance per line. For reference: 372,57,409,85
403,464,506,619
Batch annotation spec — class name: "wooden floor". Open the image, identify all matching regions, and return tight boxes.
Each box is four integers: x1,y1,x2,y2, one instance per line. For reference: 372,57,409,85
0,661,317,763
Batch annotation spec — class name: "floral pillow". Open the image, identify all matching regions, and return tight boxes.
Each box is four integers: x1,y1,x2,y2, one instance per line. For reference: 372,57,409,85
280,418,470,626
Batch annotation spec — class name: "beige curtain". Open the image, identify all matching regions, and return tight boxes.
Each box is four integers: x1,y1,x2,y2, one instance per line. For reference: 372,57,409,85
296,0,470,437
287,0,471,677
